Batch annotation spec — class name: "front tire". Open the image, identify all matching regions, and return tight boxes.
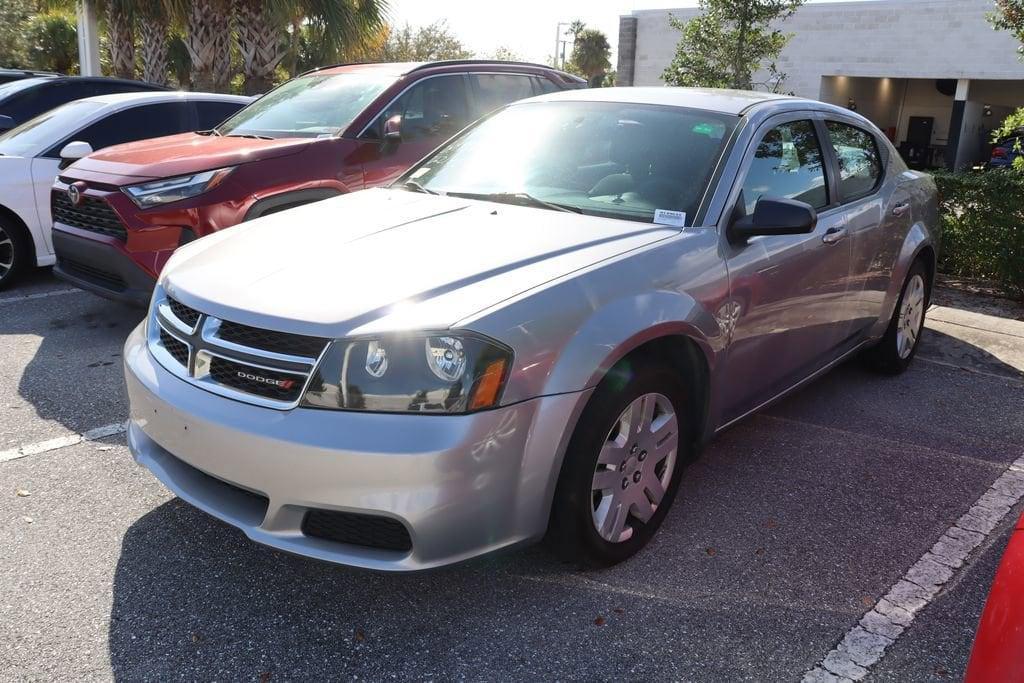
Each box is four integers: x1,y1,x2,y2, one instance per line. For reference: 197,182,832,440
546,361,693,567
865,259,930,374
0,217,31,291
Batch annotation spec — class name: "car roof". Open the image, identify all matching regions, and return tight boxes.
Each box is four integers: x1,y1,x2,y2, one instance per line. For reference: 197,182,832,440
77,91,253,107
0,68,58,78
524,87,802,115
307,60,584,82
29,76,172,90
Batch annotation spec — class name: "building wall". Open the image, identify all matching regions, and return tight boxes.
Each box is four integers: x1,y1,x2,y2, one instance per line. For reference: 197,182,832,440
820,76,904,135
628,0,1024,95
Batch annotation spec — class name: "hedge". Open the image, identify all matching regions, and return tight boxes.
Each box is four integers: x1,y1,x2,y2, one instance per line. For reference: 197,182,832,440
932,169,1024,301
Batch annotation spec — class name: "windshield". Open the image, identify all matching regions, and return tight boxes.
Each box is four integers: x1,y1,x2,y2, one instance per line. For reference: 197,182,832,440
216,73,393,139
404,101,738,224
0,77,50,102
0,100,105,157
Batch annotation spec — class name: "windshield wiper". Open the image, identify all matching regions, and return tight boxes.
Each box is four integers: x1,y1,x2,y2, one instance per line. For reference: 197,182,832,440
447,191,583,214
225,133,274,140
196,129,220,136
399,180,439,195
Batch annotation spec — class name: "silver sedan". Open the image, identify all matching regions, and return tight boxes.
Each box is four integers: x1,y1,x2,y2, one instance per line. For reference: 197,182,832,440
123,87,938,570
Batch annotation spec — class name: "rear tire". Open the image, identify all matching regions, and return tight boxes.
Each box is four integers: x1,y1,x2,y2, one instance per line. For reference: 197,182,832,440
0,216,30,291
865,259,930,374
546,360,693,568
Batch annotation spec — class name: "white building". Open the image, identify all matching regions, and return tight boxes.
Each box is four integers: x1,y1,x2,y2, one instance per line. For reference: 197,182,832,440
616,0,1024,169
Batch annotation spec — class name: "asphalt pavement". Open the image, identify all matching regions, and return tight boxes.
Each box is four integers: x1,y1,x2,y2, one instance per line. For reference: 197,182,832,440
1,270,1023,681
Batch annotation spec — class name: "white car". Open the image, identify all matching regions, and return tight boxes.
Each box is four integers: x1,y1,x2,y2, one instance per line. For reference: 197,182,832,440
0,91,251,289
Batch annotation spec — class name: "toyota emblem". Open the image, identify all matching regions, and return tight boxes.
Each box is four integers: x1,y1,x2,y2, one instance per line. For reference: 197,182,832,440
67,183,83,206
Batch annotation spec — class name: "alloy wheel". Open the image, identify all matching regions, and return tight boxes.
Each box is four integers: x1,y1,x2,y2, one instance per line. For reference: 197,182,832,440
897,274,926,359
591,392,679,543
0,226,13,281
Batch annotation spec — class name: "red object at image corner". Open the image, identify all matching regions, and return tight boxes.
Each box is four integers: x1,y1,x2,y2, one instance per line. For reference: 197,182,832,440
966,510,1024,683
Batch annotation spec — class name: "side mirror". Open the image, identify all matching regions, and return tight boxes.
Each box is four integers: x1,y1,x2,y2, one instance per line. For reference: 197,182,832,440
383,114,402,142
728,197,817,245
58,140,94,169
0,114,14,133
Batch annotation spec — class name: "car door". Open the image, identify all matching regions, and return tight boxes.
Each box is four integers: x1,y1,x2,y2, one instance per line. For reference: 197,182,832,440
821,119,905,336
359,74,472,188
719,114,856,422
31,102,194,252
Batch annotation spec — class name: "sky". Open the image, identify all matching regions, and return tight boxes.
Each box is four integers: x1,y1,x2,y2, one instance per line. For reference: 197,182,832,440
383,0,878,66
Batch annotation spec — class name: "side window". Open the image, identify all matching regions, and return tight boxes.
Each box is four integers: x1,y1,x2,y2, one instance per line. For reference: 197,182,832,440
534,76,560,94
372,75,470,143
195,101,245,129
740,119,828,215
825,121,883,200
7,82,77,122
470,74,537,117
43,102,193,157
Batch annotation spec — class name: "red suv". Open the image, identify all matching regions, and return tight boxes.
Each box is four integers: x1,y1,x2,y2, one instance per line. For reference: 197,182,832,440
52,60,585,304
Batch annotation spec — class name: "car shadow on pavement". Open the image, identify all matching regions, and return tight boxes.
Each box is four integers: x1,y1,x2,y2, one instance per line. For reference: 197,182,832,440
2,289,142,441
917,320,1024,382
107,498,567,680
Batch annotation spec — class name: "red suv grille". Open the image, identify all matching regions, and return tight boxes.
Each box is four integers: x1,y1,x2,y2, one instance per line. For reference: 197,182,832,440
52,191,126,241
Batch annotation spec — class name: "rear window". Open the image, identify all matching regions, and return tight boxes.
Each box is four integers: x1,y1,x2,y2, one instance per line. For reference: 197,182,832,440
825,121,883,201
470,74,536,116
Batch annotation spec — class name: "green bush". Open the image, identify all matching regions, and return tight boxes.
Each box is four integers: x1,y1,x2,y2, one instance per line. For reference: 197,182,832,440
932,169,1024,300
24,12,77,74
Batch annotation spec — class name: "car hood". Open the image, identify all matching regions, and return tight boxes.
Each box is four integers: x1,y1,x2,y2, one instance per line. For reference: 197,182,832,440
164,189,678,338
69,132,314,180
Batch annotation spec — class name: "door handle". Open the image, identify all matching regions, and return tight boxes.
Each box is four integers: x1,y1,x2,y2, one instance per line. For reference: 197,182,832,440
892,202,911,217
822,225,848,244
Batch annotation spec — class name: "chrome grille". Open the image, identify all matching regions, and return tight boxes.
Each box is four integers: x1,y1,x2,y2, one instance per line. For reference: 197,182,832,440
158,328,190,366
149,294,329,409
167,297,201,330
208,356,306,402
217,320,328,358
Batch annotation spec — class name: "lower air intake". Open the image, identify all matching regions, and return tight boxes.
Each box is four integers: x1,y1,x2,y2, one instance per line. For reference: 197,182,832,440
302,509,413,552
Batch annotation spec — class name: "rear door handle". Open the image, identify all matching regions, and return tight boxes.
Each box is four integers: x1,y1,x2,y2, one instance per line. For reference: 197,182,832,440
892,202,911,217
822,225,848,244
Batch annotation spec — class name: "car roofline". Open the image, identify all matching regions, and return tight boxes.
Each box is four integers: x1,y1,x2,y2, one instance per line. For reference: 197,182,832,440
298,60,586,83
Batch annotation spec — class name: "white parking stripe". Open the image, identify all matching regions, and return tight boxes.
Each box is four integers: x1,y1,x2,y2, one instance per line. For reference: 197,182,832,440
0,288,83,306
803,455,1024,682
0,422,127,464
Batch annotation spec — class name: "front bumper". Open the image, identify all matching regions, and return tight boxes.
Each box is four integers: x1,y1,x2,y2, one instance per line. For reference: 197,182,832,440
52,226,156,306
124,324,587,571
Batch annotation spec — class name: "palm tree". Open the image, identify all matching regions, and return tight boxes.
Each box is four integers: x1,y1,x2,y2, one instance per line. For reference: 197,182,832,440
104,0,136,79
570,28,611,86
170,0,233,92
233,0,390,95
137,1,171,85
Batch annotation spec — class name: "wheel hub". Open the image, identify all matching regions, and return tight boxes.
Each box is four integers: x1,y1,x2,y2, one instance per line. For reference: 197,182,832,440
590,392,679,544
896,274,926,360
0,226,13,280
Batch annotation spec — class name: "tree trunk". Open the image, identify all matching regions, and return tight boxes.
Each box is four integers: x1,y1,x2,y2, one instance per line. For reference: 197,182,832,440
139,15,170,86
233,0,286,95
106,2,135,79
288,15,301,78
185,0,232,92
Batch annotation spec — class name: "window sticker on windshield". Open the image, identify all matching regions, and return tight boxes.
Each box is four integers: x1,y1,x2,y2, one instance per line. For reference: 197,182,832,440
654,209,686,227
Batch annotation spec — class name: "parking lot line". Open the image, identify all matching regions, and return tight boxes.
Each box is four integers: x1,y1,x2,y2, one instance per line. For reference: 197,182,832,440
0,421,126,464
803,454,1024,682
917,356,1024,387
0,288,84,306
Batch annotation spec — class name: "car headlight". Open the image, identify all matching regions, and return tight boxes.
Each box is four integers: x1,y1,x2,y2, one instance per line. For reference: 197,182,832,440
123,167,234,208
301,333,512,414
